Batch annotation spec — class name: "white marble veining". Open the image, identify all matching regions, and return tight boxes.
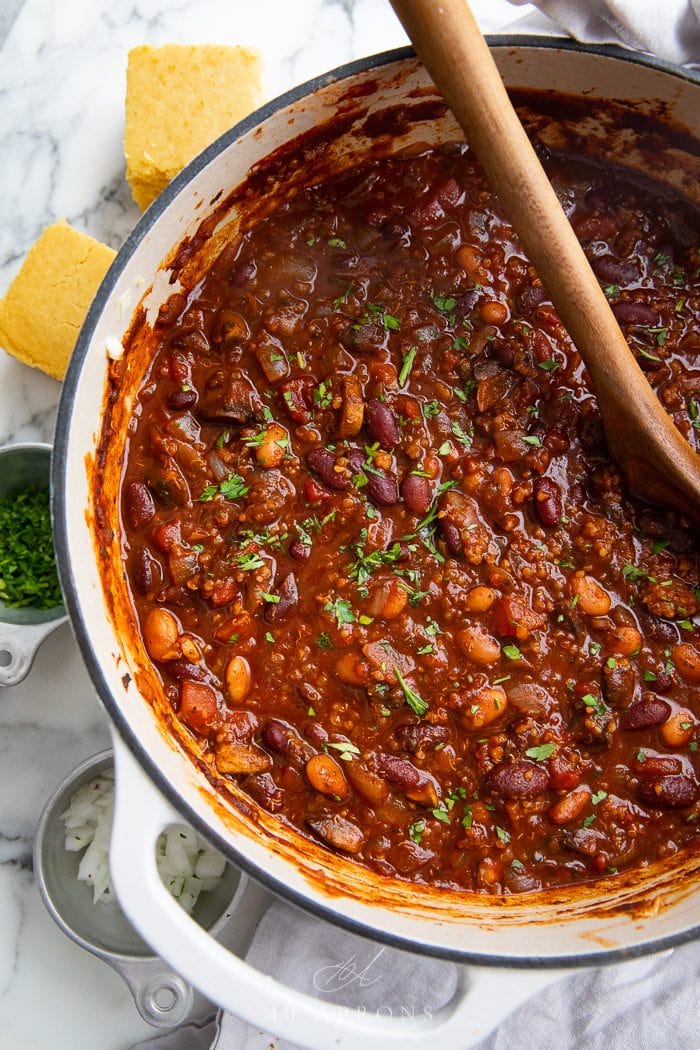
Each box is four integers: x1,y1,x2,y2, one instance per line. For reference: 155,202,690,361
2,2,698,1049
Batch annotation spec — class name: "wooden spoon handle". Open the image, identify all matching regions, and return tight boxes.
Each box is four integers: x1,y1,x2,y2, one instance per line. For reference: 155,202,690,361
390,0,700,519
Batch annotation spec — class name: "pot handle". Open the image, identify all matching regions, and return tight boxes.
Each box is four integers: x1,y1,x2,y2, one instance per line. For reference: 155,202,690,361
110,736,568,1049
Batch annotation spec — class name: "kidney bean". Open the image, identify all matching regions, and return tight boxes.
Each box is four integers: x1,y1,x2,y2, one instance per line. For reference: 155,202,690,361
124,480,156,530
401,473,432,515
264,573,298,624
591,255,639,286
366,470,399,508
289,538,311,561
396,723,450,753
487,760,550,798
619,695,671,730
633,753,682,777
306,448,350,491
637,775,697,809
304,722,329,747
244,772,283,812
440,518,463,557
262,718,315,763
197,373,261,425
365,398,400,448
612,300,659,326
131,546,161,594
532,477,562,527
602,660,637,709
167,388,198,411
168,659,208,683
279,377,313,424
517,283,547,314
376,754,440,807
307,815,365,854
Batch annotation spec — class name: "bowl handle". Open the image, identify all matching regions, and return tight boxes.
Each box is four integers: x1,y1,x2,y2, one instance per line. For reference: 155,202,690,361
110,735,567,1049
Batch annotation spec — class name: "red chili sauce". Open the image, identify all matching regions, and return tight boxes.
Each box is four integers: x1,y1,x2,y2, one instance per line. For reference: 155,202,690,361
120,145,700,894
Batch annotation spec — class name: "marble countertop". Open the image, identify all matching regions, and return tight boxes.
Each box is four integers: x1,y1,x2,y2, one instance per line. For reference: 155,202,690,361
1,2,697,1049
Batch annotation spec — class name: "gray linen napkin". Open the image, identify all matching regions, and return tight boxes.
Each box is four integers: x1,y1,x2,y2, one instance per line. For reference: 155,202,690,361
132,900,700,1050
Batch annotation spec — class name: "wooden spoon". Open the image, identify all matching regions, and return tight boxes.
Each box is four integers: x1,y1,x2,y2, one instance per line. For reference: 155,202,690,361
390,0,700,524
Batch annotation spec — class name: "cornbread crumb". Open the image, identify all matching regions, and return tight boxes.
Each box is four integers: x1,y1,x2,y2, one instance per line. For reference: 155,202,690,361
0,222,116,381
125,44,263,210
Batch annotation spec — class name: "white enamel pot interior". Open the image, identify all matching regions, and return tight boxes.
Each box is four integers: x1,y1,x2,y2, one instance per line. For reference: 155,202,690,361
54,40,700,1050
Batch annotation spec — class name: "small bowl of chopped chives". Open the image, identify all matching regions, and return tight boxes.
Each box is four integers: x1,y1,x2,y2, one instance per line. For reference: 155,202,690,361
0,442,67,686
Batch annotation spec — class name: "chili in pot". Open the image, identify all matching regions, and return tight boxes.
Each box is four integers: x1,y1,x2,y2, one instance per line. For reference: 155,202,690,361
117,144,700,895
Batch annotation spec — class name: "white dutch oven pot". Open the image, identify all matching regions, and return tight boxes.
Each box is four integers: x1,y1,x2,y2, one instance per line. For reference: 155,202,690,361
54,40,700,1049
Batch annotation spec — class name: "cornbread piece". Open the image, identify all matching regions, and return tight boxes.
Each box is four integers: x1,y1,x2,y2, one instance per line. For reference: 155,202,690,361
0,222,116,381
125,44,263,210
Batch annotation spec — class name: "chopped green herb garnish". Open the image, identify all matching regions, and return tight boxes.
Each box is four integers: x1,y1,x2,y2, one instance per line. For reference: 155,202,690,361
538,359,559,372
0,486,62,609
522,435,542,447
525,742,556,761
398,346,418,387
409,819,426,844
422,400,440,418
199,474,249,502
324,597,356,627
394,666,429,717
325,741,360,761
591,790,607,806
495,826,510,843
327,237,347,249
317,632,333,649
503,644,522,661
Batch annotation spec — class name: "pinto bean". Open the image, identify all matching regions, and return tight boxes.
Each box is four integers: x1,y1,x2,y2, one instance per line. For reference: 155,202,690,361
307,815,365,854
143,607,179,661
306,448,350,491
660,711,695,748
124,480,156,530
365,397,400,448
225,655,252,704
215,742,272,775
569,574,611,616
263,572,298,624
487,760,550,798
457,627,501,666
335,651,371,687
672,643,700,683
619,695,671,730
336,375,364,438
464,586,495,613
637,775,697,809
255,422,289,469
532,477,562,527
305,754,350,798
548,789,590,825
344,762,389,806
462,686,508,728
401,473,432,515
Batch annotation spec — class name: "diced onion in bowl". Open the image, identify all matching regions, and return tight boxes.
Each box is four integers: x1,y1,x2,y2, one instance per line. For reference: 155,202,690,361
60,772,226,912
